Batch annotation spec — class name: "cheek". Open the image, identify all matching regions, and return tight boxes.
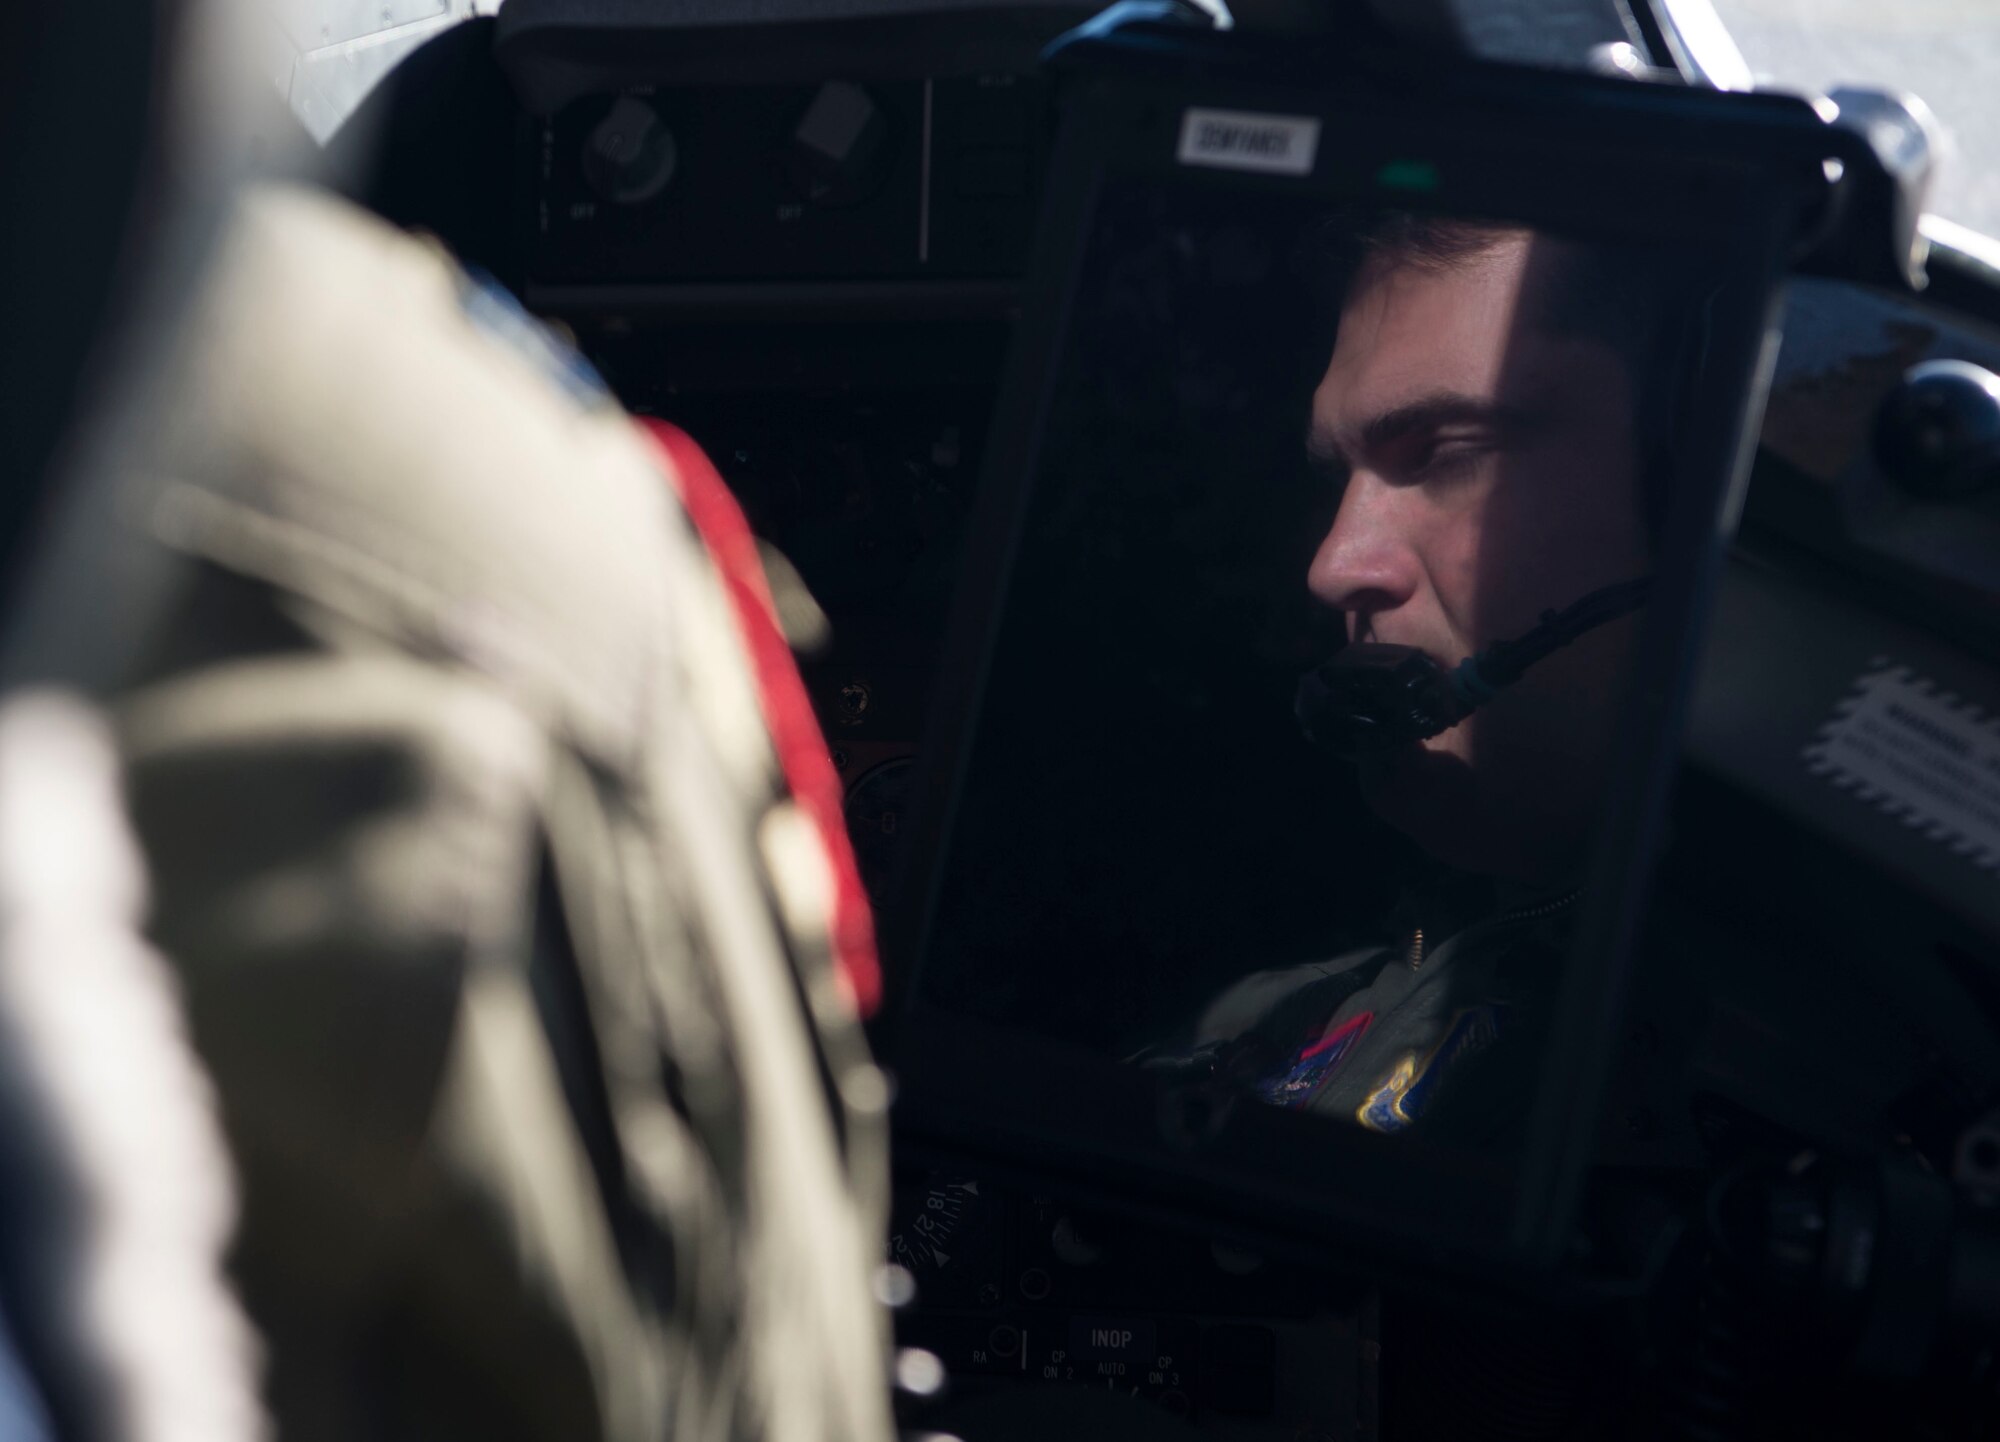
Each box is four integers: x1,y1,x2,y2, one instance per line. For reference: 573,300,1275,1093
1538,424,1649,554
1471,622,1640,775
1428,533,1489,641
1472,455,1647,633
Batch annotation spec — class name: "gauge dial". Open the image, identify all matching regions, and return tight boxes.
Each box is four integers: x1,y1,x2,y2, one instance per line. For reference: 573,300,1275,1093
843,756,914,903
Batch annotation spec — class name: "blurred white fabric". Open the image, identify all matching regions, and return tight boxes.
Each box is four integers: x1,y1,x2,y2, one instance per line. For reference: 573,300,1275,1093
0,693,267,1442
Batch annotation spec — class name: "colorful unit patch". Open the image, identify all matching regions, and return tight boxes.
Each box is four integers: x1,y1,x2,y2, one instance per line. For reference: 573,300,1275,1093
1253,1011,1374,1109
1355,1003,1506,1133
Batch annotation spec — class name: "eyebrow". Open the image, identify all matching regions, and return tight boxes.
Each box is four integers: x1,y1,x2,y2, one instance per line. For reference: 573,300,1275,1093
1307,390,1539,469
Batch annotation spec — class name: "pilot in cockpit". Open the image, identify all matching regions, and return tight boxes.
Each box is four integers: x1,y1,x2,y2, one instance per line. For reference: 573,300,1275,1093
1160,214,1699,1137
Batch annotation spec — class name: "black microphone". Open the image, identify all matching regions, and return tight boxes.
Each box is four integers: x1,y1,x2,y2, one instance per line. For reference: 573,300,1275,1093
1295,577,1652,758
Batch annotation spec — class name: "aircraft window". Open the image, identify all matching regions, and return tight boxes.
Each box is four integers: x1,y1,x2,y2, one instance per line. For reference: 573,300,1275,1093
272,0,498,141
1693,0,2000,239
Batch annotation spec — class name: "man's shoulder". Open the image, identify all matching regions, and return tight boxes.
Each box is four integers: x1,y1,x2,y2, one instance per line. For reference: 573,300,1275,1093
1191,946,1390,1049
141,184,696,771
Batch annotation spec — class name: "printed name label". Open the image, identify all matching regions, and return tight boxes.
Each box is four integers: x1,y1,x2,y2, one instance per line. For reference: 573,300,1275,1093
1177,108,1321,176
1802,662,2000,874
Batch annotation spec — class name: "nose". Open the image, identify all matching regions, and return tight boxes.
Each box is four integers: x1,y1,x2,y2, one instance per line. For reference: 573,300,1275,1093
1306,473,1423,630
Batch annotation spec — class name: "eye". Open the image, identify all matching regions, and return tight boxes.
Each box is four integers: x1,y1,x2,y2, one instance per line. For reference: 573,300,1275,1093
1409,431,1496,480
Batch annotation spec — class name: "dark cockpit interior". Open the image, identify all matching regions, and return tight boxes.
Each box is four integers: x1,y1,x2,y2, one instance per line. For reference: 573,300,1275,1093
8,2,2000,1440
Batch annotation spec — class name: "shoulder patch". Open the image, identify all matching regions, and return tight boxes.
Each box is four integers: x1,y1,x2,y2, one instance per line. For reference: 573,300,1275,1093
1252,1010,1373,1109
1355,1002,1507,1134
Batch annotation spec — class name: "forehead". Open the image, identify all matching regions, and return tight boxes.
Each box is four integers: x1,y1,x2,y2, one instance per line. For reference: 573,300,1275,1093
1317,234,1537,421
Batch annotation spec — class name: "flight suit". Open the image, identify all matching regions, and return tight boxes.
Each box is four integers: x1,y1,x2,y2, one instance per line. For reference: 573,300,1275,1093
97,184,894,1442
1154,878,1575,1140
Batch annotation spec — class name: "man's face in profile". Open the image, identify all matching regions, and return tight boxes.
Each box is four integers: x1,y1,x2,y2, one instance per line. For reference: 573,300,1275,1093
1306,230,1652,886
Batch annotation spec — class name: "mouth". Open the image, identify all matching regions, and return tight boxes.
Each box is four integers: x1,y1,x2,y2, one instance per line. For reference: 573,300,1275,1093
1296,639,1468,760
1351,619,1448,670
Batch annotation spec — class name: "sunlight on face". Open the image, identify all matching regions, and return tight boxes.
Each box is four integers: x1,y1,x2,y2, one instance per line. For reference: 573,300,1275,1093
1305,233,1651,885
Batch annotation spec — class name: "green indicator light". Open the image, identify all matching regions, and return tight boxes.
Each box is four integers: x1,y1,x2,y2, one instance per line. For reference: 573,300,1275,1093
1377,160,1440,192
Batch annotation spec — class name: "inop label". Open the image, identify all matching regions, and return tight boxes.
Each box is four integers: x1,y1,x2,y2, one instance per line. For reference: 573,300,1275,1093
1802,661,2000,874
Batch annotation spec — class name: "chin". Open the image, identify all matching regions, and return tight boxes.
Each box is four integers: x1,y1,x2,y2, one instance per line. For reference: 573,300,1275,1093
1355,743,1480,868
1354,741,1559,883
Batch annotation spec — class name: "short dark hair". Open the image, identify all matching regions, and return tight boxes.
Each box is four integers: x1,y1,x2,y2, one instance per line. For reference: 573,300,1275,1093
1314,212,1709,540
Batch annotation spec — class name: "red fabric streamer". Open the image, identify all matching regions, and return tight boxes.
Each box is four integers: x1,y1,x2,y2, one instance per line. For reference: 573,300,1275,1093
638,420,883,1017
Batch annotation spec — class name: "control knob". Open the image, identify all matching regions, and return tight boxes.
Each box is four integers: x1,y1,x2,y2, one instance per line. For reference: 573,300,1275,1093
785,81,891,206
582,97,678,205
1873,358,2000,500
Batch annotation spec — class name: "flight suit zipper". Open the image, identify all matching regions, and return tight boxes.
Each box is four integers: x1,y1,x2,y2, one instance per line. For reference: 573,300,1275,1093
1499,890,1580,925
1404,889,1577,971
